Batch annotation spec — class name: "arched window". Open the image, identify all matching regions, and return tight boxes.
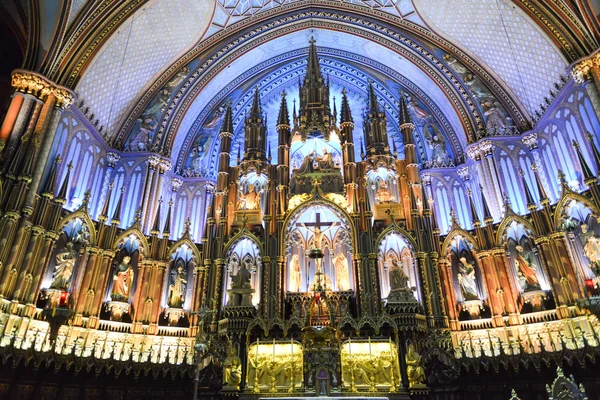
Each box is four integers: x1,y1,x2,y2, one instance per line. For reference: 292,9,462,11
453,184,471,229
190,187,204,241
173,194,188,239
519,155,538,204
378,232,419,302
122,166,143,227
540,139,559,199
499,153,525,214
434,183,451,234
90,159,105,215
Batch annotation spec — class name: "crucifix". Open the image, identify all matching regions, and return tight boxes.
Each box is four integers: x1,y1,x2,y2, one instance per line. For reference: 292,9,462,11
301,212,338,252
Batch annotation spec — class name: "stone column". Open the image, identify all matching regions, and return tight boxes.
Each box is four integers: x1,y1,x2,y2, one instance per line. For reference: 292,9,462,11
572,51,600,115
95,152,120,217
140,155,160,231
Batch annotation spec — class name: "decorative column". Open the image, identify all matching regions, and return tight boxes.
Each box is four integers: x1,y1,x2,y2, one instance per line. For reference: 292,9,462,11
572,51,600,115
140,155,160,232
522,133,552,201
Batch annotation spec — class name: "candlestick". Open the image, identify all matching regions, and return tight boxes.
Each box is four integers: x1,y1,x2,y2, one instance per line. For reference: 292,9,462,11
256,337,259,365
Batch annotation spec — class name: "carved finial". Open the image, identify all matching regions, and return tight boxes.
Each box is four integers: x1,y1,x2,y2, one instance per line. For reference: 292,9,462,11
134,207,142,224
83,189,91,207
184,217,191,234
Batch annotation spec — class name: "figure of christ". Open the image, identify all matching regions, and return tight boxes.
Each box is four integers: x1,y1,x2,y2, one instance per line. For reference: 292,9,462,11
289,254,302,292
50,243,76,290
314,148,336,170
301,224,334,252
514,245,540,290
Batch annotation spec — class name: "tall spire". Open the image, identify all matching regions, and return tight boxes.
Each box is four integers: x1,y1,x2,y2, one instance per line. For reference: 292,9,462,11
250,87,262,119
277,91,290,127
531,163,549,203
220,104,234,134
399,92,414,128
43,155,61,197
304,36,324,85
99,182,114,221
367,80,380,116
479,184,493,223
56,162,73,204
163,198,173,238
572,140,595,182
340,88,353,125
587,132,600,174
520,169,537,208
151,197,163,236
111,186,126,226
466,188,480,227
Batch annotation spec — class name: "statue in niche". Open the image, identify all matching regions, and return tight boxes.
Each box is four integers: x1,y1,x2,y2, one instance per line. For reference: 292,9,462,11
375,181,395,204
406,342,426,386
167,261,187,308
333,253,350,291
289,254,302,292
50,242,76,290
223,345,242,388
580,224,600,275
237,184,260,210
423,123,450,166
481,100,507,133
111,256,134,302
203,105,226,130
514,245,541,291
295,151,316,174
388,258,409,291
457,257,479,301
301,223,333,251
314,148,336,170
231,259,252,289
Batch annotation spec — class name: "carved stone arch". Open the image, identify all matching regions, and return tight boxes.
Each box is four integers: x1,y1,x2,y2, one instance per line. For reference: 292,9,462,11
441,227,479,255
247,317,267,334
336,315,359,332
224,231,264,258
167,238,201,265
553,190,600,229
495,214,538,247
375,226,418,253
57,210,98,246
281,195,358,255
375,315,397,333
113,228,149,257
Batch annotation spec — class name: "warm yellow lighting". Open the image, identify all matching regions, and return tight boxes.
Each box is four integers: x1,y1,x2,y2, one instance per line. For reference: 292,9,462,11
247,341,304,392
341,339,401,390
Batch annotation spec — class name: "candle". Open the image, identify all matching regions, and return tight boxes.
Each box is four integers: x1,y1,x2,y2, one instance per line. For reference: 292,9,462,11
256,337,259,365
368,336,372,359
272,338,275,360
348,337,352,357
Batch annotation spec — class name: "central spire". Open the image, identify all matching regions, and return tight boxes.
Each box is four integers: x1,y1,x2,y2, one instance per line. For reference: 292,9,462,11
296,37,332,140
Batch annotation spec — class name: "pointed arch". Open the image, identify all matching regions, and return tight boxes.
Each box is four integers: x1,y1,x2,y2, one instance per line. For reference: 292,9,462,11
441,227,479,255
495,214,538,247
168,237,201,265
57,210,98,246
553,190,600,230
113,228,149,257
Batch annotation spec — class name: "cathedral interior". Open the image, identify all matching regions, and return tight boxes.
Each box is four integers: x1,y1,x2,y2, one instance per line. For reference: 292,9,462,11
2,1,600,399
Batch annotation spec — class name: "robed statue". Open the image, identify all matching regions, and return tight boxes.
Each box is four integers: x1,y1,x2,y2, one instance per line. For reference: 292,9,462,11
314,148,336,170
237,184,260,210
375,181,395,204
581,224,600,275
111,256,134,302
406,342,426,386
333,253,350,291
231,259,252,289
222,346,242,388
168,262,187,308
514,245,541,291
457,257,479,301
50,242,76,290
289,254,302,292
388,258,409,291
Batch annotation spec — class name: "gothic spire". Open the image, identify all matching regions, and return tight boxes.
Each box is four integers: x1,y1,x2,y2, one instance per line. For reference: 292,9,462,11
367,80,380,116
340,88,353,124
163,198,173,238
304,36,324,85
43,155,61,197
99,182,114,221
220,104,234,135
277,91,290,127
466,188,480,227
587,132,600,174
479,184,493,223
249,87,262,120
531,163,549,203
399,92,414,128
332,96,337,125
151,198,163,236
56,162,73,204
520,169,537,208
572,140,595,182
111,186,126,226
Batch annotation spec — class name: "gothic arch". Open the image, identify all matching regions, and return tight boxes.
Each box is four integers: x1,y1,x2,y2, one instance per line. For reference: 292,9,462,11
441,227,479,255
495,214,538,247
375,225,418,252
57,209,98,246
224,231,264,258
553,188,600,229
113,228,149,257
167,237,201,264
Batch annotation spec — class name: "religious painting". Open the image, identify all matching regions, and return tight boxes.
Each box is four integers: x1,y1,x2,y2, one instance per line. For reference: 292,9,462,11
124,64,192,152
181,105,227,178
285,204,353,293
223,238,261,307
377,232,419,303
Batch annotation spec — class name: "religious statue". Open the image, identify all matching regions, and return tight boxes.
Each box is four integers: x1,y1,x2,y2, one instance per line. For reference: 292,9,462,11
111,256,135,302
333,253,350,291
406,96,431,124
424,123,450,166
289,254,302,292
191,142,207,175
301,223,333,251
314,148,336,170
231,259,252,289
514,245,541,291
375,181,394,204
443,54,468,74
388,258,409,291
167,262,187,308
406,342,426,386
129,115,156,151
50,242,76,290
222,345,242,388
580,224,600,275
237,184,260,210
457,257,479,301
295,151,316,174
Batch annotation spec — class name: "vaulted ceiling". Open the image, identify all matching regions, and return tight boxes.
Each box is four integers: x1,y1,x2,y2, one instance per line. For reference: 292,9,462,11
1,0,599,172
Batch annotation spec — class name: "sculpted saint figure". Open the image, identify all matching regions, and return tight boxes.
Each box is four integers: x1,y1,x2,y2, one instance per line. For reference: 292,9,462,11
289,254,302,292
315,148,336,170
457,257,479,301
333,253,350,291
223,346,242,388
581,224,600,275
112,256,134,302
388,258,409,291
406,342,426,386
514,245,540,291
295,151,316,174
50,242,76,290
237,184,260,210
231,259,252,289
301,223,333,251
168,263,187,308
